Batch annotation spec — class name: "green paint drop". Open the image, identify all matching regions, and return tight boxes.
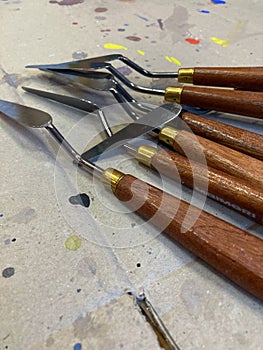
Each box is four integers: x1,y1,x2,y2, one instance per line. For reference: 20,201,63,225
65,235,82,251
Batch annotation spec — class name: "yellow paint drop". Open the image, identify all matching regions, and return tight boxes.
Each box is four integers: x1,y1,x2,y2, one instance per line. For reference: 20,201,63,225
65,235,82,251
210,37,229,47
104,43,128,50
165,56,182,66
137,50,145,56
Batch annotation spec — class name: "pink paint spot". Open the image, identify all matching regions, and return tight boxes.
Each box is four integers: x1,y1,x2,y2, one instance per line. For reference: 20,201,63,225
185,38,200,45
95,7,108,12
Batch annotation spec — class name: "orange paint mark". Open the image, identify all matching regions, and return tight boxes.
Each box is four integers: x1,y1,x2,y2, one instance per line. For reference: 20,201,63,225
185,38,200,45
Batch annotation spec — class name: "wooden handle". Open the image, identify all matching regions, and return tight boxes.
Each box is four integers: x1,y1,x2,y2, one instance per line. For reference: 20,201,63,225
165,86,263,119
149,148,263,224
159,127,263,189
185,67,263,90
181,111,263,160
113,174,263,300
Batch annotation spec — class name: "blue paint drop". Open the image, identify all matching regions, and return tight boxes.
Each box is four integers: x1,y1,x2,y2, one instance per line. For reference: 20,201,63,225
211,0,226,4
199,9,210,13
73,344,82,350
0,214,3,218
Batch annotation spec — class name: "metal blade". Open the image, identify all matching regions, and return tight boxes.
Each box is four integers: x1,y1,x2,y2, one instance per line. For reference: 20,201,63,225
26,55,116,70
0,99,52,128
22,86,100,113
81,103,182,161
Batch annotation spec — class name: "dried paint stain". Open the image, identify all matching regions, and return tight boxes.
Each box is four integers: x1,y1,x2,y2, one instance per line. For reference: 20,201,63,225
185,38,200,45
69,193,90,208
73,343,82,350
104,43,128,50
65,235,82,251
2,267,15,278
49,0,84,5
126,36,141,42
94,7,108,12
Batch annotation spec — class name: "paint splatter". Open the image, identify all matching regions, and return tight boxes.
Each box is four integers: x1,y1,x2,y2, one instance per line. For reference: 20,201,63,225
101,29,111,32
134,14,149,22
104,43,128,50
4,239,10,245
73,343,82,350
0,213,3,218
137,50,145,56
185,38,200,45
65,235,82,251
157,19,164,30
49,0,84,5
2,267,15,278
69,193,90,208
126,36,141,42
118,28,125,32
95,16,106,20
210,36,229,47
72,51,88,59
94,7,107,12
199,9,210,14
211,0,226,4
165,56,182,66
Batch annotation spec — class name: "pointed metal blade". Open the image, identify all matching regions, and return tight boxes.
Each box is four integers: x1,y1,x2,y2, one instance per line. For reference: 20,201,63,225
22,86,100,113
26,54,121,70
81,103,182,161
0,99,52,128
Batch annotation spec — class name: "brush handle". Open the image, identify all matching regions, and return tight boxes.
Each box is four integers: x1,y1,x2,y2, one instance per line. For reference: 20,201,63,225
178,67,263,90
164,86,263,119
142,147,263,224
159,127,263,189
181,111,263,160
108,172,263,300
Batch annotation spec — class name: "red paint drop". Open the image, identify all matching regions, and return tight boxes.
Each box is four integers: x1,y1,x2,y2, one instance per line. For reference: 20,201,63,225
95,7,108,12
185,38,200,45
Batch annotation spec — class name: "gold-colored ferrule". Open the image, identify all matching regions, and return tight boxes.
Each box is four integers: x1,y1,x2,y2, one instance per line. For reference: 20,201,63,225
164,86,183,103
178,68,194,84
102,168,124,192
159,126,179,147
136,145,158,168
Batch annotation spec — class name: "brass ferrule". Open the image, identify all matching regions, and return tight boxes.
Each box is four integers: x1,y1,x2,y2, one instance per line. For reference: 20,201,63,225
159,126,179,147
102,168,124,193
178,68,194,84
136,145,158,168
164,86,183,103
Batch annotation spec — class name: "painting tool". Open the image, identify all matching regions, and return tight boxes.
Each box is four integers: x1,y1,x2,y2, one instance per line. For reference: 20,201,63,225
26,59,263,119
180,111,263,161
22,87,263,223
1,98,263,300
136,293,180,350
23,69,263,160
26,53,263,90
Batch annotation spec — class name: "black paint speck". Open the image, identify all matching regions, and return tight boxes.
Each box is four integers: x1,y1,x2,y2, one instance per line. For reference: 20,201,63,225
2,267,15,278
136,263,141,268
77,288,81,293
69,193,90,208
12,238,16,242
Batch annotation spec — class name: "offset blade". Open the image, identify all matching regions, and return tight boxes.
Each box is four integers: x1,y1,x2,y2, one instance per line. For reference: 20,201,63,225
22,86,100,113
81,103,182,160
0,99,51,128
26,54,121,70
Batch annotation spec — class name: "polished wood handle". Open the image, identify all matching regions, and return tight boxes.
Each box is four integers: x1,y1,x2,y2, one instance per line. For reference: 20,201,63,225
180,111,263,160
179,67,263,90
149,148,263,224
113,174,263,300
159,127,263,189
165,86,263,119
